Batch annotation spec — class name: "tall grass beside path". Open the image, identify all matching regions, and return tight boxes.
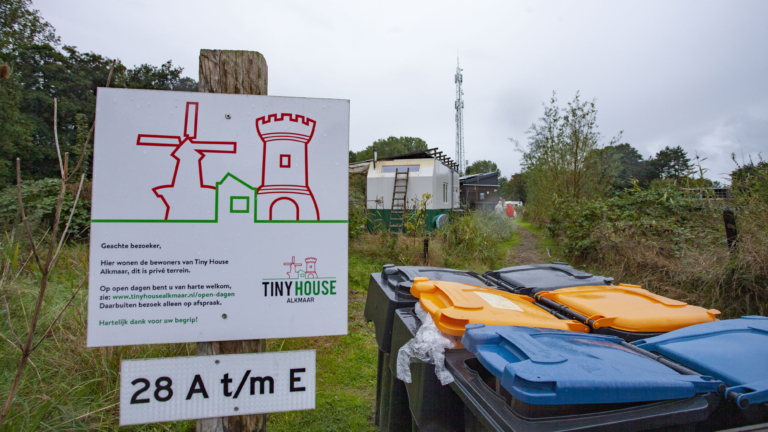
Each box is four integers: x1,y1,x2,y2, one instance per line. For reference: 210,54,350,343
545,181,768,318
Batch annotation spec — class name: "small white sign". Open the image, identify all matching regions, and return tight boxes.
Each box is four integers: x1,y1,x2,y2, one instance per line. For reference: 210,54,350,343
120,350,315,426
474,291,524,312
88,88,349,347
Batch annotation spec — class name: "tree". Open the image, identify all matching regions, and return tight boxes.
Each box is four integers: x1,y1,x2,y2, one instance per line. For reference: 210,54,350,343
0,61,31,184
1,0,56,184
653,146,692,179
465,160,498,175
123,60,199,91
1,0,59,62
500,172,526,202
595,143,657,189
513,91,619,222
0,0,198,187
10,44,120,182
349,136,428,162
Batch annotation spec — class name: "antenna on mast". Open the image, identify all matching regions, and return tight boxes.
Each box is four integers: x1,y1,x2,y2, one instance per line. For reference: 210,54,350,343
455,56,465,174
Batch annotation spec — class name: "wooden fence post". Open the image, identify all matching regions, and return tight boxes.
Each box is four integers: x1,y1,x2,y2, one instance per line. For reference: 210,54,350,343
723,209,738,251
197,49,268,432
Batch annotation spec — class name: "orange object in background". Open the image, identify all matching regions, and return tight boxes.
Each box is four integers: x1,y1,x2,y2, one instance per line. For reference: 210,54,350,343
505,203,515,218
535,284,721,334
409,278,588,342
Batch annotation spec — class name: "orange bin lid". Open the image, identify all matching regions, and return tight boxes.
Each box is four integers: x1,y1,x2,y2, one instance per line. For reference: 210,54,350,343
535,284,720,333
410,278,589,337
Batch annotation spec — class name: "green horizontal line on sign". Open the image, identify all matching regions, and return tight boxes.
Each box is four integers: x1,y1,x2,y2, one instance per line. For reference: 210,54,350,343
91,219,216,223
91,219,348,223
263,277,337,281
254,220,348,223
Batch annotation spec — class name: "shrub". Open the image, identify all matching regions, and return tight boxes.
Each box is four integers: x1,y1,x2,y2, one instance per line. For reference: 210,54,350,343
437,211,515,270
0,178,91,239
546,178,768,318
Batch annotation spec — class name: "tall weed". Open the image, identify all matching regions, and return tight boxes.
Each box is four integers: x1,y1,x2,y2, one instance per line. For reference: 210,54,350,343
0,238,195,430
437,212,515,271
350,211,516,273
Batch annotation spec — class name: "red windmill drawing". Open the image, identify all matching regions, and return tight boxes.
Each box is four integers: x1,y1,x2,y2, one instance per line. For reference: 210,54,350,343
255,114,320,220
283,256,302,278
137,102,236,220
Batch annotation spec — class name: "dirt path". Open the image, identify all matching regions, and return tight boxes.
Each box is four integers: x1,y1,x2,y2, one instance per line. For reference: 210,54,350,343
507,224,549,266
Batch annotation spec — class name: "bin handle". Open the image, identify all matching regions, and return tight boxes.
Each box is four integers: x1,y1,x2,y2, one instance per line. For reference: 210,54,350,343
726,379,768,408
620,341,703,376
590,316,617,330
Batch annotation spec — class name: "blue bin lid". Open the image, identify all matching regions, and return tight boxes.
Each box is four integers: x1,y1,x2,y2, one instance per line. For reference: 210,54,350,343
634,316,768,406
462,324,722,406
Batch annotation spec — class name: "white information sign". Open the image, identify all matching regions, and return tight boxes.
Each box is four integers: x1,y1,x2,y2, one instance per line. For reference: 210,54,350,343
88,88,349,347
119,350,315,425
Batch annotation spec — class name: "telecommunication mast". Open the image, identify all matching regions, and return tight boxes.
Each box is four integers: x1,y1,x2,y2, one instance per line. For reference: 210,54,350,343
455,58,465,174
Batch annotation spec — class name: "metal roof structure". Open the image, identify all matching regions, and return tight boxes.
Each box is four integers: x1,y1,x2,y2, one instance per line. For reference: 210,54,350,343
348,148,460,174
460,171,501,186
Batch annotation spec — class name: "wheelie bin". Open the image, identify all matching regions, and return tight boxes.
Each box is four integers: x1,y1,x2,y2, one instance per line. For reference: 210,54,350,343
377,350,412,431
364,265,495,429
391,307,467,431
532,283,721,342
454,324,722,431
365,265,496,353
391,278,590,431
634,316,768,430
483,262,613,295
409,278,589,345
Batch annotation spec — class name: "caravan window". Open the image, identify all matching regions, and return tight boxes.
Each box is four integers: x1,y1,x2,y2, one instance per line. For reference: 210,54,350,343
443,183,448,202
381,165,420,173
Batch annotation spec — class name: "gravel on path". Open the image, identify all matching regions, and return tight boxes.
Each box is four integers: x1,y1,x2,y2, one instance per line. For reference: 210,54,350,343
508,225,549,266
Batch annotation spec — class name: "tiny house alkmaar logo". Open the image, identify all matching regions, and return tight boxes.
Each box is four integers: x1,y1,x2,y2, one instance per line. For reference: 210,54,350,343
261,256,337,303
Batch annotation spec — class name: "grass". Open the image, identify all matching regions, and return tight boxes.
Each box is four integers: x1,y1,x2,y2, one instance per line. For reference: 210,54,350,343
1,211,516,430
0,241,380,431
509,216,558,262
266,253,379,432
0,240,198,431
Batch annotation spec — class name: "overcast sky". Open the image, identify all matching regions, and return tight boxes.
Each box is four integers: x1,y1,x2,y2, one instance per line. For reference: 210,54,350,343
36,0,768,183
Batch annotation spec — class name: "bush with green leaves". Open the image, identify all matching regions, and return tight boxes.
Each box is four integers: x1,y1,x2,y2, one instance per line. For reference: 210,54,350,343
546,182,706,257
0,178,90,239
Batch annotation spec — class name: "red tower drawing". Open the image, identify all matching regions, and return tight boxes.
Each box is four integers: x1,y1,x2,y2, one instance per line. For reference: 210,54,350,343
305,257,318,279
255,114,320,220
137,102,236,220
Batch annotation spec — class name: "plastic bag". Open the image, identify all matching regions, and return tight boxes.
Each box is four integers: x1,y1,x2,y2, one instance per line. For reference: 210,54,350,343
396,303,457,385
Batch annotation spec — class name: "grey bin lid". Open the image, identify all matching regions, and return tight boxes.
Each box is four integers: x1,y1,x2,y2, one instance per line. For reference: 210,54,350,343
486,262,613,295
381,265,495,299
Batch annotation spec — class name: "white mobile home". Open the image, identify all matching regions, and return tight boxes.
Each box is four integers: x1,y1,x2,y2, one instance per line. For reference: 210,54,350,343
364,149,460,231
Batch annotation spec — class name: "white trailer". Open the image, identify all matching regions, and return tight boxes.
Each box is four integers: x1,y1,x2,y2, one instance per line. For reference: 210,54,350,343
365,154,460,230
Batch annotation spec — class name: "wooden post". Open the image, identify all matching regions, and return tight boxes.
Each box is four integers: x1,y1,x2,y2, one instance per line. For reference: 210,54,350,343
197,49,268,432
723,209,738,251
